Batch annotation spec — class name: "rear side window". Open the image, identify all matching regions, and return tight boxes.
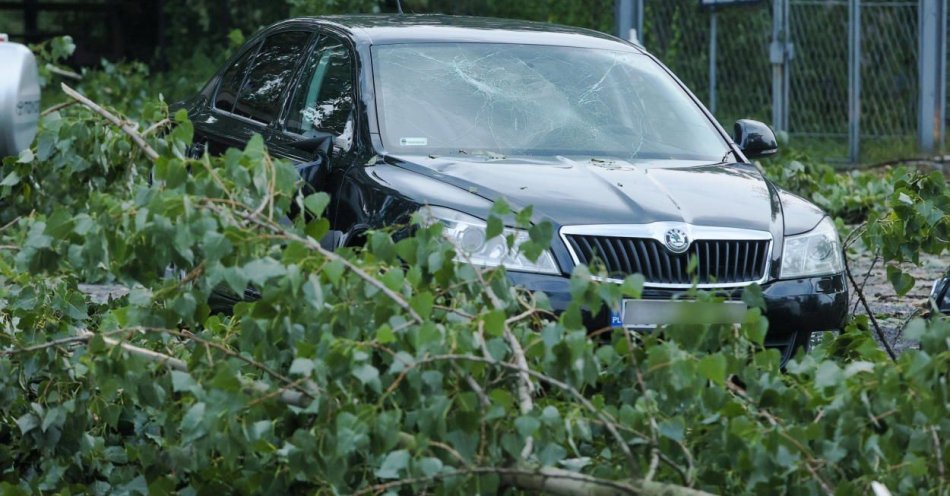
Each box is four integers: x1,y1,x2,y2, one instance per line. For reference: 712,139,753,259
232,31,312,124
214,43,260,112
285,35,355,136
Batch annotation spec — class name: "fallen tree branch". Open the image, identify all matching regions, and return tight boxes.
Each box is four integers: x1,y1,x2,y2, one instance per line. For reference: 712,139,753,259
97,329,309,406
47,64,82,81
204,200,424,324
174,328,319,399
353,465,714,496
851,254,879,315
844,254,897,360
404,353,641,475
6,328,309,407
726,380,837,495
41,100,78,116
464,259,537,460
142,118,171,137
863,156,945,170
61,83,160,161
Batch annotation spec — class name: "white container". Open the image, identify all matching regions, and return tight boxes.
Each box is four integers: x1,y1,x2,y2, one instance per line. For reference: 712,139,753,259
0,37,41,157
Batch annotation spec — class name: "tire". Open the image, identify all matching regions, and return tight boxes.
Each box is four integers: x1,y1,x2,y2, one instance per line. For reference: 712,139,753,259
792,330,815,355
769,330,813,369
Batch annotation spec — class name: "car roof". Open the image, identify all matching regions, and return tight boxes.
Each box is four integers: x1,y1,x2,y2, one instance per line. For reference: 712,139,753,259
277,14,644,52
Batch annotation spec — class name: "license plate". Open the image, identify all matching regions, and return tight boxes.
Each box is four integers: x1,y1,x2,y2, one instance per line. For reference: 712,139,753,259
622,299,748,329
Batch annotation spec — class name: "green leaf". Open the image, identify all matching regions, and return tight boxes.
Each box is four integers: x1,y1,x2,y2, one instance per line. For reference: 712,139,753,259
815,361,843,389
486,215,503,240
181,402,206,434
17,148,34,164
886,265,915,296
375,449,410,480
410,292,434,319
15,413,39,435
227,29,245,47
658,417,685,442
202,231,232,261
244,257,287,285
170,371,197,393
698,354,727,385
324,259,344,286
418,457,444,477
40,407,65,432
0,170,21,187
621,273,644,299
742,284,766,311
481,310,506,338
490,198,511,216
352,364,380,390
514,416,540,438
304,192,331,218
377,325,396,344
289,358,314,376
305,218,330,242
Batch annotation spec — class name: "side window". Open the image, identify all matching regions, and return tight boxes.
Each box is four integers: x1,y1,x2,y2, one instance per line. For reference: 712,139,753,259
232,31,312,124
214,42,260,112
285,35,355,137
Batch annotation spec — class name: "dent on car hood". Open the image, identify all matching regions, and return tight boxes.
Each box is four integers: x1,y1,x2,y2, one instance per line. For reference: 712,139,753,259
388,155,787,232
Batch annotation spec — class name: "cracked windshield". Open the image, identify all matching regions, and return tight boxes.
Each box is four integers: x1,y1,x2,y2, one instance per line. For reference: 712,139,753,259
373,43,729,162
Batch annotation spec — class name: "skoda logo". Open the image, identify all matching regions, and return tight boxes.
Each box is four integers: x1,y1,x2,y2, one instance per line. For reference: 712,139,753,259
664,228,689,253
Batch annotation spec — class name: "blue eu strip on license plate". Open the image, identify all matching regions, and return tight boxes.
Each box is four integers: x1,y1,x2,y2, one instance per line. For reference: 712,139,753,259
610,310,624,328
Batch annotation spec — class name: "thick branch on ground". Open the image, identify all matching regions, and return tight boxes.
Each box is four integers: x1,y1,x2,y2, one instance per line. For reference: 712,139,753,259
507,467,714,496
61,83,160,161
355,466,713,496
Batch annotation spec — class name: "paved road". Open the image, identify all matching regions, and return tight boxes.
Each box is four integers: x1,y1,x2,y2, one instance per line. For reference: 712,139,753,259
845,241,946,354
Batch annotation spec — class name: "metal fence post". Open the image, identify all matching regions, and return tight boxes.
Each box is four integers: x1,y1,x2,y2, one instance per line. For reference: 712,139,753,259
616,0,632,40
848,0,861,163
770,0,788,133
616,0,643,43
918,0,946,153
709,8,718,114
636,0,644,43
942,0,948,153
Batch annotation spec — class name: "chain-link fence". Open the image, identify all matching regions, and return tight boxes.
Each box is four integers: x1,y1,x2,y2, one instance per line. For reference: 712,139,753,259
632,0,944,165
642,2,773,131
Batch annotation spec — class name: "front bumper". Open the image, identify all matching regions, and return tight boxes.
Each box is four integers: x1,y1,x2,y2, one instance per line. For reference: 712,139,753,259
507,271,848,335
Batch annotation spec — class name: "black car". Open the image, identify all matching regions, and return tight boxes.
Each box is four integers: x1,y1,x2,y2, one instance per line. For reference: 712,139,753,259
176,15,848,362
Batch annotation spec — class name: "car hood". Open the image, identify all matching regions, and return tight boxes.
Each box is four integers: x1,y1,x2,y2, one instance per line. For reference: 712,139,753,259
390,155,782,232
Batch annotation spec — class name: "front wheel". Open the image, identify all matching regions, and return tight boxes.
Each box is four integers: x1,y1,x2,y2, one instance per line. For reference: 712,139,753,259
770,330,814,368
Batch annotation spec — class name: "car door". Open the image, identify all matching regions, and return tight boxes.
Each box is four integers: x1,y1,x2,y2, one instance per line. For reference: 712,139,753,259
268,32,359,233
194,29,314,155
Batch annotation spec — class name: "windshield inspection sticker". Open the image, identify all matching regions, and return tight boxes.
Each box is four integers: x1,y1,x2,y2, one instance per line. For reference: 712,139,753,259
400,137,428,146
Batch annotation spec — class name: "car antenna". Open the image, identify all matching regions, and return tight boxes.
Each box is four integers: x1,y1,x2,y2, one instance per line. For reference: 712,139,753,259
395,0,404,14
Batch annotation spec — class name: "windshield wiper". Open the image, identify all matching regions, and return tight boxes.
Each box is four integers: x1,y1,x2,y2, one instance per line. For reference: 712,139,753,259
456,149,507,161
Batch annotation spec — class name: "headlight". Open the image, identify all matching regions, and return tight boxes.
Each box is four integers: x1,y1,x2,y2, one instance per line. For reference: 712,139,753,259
419,206,560,275
780,217,843,278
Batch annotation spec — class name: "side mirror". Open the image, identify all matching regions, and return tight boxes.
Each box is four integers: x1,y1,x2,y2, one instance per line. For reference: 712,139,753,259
733,119,778,159
291,132,333,158
0,39,41,157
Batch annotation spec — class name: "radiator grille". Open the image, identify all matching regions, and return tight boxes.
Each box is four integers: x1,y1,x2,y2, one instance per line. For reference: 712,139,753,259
565,235,770,286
